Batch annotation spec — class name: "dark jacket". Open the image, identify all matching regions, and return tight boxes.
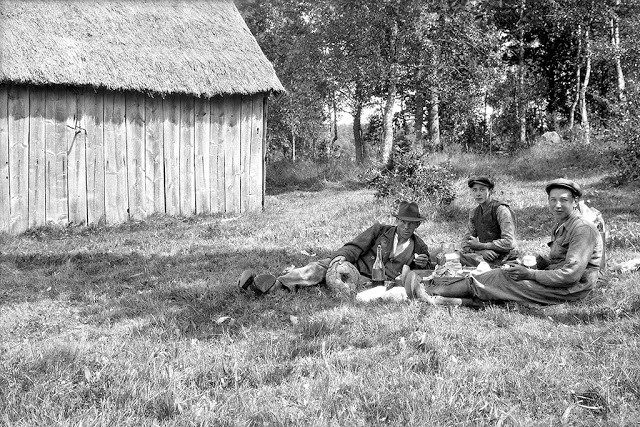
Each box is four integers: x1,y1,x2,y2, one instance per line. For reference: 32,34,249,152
471,199,514,253
333,223,431,279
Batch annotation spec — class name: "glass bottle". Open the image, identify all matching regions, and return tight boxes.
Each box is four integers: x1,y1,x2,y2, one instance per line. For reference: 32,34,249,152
436,241,446,266
372,244,385,286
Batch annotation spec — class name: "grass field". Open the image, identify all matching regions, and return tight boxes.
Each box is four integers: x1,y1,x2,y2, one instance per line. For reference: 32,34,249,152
1,149,640,426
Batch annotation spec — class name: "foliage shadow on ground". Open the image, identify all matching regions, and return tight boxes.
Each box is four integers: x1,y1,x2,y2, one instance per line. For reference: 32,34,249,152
0,247,349,341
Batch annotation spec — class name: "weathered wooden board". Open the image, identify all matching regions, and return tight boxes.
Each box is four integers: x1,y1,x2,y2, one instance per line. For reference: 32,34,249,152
180,97,195,216
45,87,69,224
261,98,268,209
194,97,210,214
163,95,180,216
84,89,105,224
209,97,225,213
103,92,128,224
28,87,46,228
240,96,252,213
224,96,241,213
0,87,10,232
7,86,29,233
126,93,146,220
145,96,164,215
249,94,264,212
68,89,87,225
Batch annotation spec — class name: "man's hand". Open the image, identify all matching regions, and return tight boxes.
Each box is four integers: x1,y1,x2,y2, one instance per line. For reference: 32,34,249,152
467,236,485,250
503,263,533,281
477,249,499,262
329,256,346,268
413,253,430,268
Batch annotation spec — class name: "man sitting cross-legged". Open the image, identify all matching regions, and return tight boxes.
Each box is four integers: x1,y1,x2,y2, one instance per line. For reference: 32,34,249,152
460,176,517,267
238,201,433,295
405,179,602,307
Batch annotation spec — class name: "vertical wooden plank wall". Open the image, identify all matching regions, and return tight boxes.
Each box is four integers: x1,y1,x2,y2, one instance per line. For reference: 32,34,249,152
7,86,29,233
45,87,69,224
262,97,268,208
225,96,242,213
84,89,106,224
210,97,225,213
240,96,252,213
28,88,46,228
68,90,88,225
145,96,164,214
126,93,146,220
249,95,264,211
180,98,195,215
0,87,10,233
163,95,179,216
0,86,268,233
194,98,210,214
104,92,128,224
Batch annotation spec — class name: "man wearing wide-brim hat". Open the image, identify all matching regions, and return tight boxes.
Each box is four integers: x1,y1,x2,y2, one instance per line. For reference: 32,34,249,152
238,201,432,295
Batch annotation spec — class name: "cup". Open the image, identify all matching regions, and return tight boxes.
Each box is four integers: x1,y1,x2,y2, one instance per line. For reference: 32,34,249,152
522,255,536,269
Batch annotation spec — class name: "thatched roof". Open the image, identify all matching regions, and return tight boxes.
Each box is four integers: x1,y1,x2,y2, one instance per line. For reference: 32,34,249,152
0,0,284,97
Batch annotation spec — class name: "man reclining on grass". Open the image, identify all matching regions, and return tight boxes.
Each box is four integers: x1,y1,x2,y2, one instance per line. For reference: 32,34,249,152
460,176,517,267
404,179,602,307
238,201,433,295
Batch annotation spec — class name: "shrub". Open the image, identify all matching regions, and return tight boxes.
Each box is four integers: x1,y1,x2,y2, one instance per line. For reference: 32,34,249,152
363,150,457,206
608,96,640,184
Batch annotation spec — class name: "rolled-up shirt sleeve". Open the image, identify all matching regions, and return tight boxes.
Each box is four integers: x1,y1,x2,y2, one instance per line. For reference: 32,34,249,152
532,224,598,288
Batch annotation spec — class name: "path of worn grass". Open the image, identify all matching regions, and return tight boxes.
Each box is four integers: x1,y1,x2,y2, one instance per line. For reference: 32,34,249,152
1,174,639,426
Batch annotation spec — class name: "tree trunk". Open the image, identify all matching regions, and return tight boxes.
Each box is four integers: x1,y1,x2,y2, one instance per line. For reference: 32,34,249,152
291,130,296,162
415,85,425,154
580,26,591,144
611,0,626,102
382,84,396,168
429,88,440,150
517,0,526,147
427,46,441,151
353,102,364,164
382,16,399,169
568,28,582,130
330,93,338,158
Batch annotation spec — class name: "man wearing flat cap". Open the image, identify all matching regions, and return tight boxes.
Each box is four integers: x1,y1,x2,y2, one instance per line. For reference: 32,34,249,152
406,178,603,306
239,201,432,294
460,176,517,267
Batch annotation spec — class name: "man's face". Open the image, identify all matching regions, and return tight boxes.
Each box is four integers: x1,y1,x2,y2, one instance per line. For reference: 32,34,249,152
470,183,491,205
396,219,420,240
548,188,577,223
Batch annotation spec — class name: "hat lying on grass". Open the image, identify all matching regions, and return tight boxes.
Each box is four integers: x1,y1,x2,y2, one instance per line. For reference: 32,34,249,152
326,260,360,296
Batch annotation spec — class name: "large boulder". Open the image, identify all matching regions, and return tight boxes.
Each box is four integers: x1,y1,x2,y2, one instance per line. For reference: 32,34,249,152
541,131,562,145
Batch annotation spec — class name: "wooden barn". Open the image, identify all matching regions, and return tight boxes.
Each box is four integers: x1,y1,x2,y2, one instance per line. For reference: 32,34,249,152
0,0,284,234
